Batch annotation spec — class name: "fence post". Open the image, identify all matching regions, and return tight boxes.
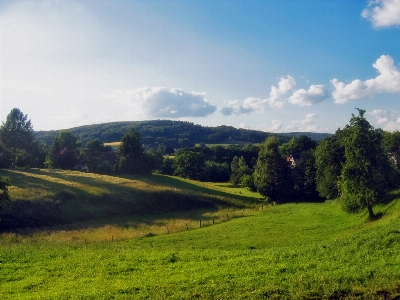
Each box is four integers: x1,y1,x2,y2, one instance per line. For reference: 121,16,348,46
200,220,202,228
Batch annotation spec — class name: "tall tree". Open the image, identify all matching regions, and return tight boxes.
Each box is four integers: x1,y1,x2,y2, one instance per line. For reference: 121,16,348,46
82,139,104,172
314,131,346,200
254,136,289,202
46,131,81,169
117,127,150,174
339,109,394,219
0,108,35,167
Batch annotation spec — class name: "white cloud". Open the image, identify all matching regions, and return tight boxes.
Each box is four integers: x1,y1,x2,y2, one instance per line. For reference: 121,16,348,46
259,114,320,133
362,0,400,28
288,85,327,106
385,118,400,131
369,109,400,130
270,120,283,132
109,87,216,118
331,55,400,103
220,76,295,115
268,76,296,108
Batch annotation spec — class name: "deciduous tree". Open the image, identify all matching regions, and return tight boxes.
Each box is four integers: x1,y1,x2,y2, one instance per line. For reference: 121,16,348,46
254,137,289,202
46,131,81,169
117,128,150,174
339,109,394,219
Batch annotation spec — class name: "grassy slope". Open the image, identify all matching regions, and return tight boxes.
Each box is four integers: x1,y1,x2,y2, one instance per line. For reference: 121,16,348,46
0,170,399,299
0,169,261,231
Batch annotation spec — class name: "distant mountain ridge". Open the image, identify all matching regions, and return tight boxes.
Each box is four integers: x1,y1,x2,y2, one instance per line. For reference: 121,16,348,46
34,120,331,148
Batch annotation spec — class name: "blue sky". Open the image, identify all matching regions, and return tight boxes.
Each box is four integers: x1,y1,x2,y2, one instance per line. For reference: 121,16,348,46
1,0,400,133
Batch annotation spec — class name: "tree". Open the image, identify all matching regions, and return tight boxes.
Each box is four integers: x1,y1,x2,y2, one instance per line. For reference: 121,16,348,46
82,139,104,172
314,132,346,199
0,177,12,221
230,156,252,186
46,131,81,169
0,108,35,167
173,149,205,181
117,127,150,174
339,109,394,219
279,135,317,157
254,137,290,202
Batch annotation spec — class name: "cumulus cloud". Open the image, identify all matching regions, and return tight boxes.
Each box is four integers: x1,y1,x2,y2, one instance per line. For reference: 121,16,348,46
110,87,216,118
362,0,400,28
259,114,320,133
369,109,400,130
331,55,400,103
288,85,328,106
220,76,295,115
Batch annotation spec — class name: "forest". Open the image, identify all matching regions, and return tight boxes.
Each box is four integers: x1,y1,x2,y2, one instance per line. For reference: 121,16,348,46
33,119,330,147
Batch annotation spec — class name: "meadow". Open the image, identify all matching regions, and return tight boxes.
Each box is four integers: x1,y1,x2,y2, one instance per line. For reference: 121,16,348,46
0,169,399,299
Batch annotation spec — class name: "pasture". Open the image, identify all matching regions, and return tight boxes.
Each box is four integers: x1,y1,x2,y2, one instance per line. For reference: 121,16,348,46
0,169,399,299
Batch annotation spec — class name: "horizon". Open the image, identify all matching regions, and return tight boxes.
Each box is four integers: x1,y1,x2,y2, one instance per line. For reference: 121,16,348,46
1,0,400,133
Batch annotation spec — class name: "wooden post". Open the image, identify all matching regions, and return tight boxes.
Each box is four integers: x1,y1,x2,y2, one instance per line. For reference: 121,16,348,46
213,218,215,225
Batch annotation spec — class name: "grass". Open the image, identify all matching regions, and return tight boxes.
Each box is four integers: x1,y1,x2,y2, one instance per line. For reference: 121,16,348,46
0,169,400,299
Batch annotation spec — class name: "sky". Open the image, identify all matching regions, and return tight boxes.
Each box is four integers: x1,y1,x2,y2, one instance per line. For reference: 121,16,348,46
1,0,400,133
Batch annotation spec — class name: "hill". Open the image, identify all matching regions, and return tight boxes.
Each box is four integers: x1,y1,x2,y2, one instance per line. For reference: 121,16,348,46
34,120,331,147
0,169,399,298
0,169,262,231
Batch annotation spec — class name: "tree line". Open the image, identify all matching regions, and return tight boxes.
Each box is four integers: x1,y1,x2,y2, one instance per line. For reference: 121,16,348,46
34,119,330,149
1,107,399,220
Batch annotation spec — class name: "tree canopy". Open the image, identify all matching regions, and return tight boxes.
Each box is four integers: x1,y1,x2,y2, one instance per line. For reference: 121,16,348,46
339,109,394,219
117,127,150,174
0,108,35,167
46,131,81,170
253,137,290,202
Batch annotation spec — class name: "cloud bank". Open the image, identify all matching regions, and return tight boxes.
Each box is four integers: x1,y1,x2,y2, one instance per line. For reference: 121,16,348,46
110,87,216,118
362,0,400,28
331,55,400,103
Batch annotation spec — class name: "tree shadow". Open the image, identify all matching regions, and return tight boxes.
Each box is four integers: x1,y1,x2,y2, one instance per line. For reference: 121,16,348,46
0,169,255,233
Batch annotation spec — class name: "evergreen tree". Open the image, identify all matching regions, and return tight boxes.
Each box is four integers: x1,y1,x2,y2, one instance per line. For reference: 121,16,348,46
339,109,394,219
0,108,35,167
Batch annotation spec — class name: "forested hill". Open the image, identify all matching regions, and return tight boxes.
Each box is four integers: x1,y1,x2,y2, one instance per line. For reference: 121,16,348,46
34,120,331,147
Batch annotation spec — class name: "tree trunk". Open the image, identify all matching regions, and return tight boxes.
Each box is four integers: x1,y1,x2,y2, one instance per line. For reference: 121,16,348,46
367,205,374,219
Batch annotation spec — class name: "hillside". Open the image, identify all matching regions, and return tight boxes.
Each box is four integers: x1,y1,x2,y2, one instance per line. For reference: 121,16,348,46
0,169,262,231
0,168,399,298
34,120,331,147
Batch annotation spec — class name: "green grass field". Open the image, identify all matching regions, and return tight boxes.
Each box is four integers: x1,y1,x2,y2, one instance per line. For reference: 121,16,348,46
0,169,399,299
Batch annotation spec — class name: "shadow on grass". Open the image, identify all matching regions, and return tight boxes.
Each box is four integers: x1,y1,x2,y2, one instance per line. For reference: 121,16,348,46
0,169,257,233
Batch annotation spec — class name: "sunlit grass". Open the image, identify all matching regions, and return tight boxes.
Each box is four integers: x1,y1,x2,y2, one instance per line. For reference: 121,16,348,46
1,168,399,298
